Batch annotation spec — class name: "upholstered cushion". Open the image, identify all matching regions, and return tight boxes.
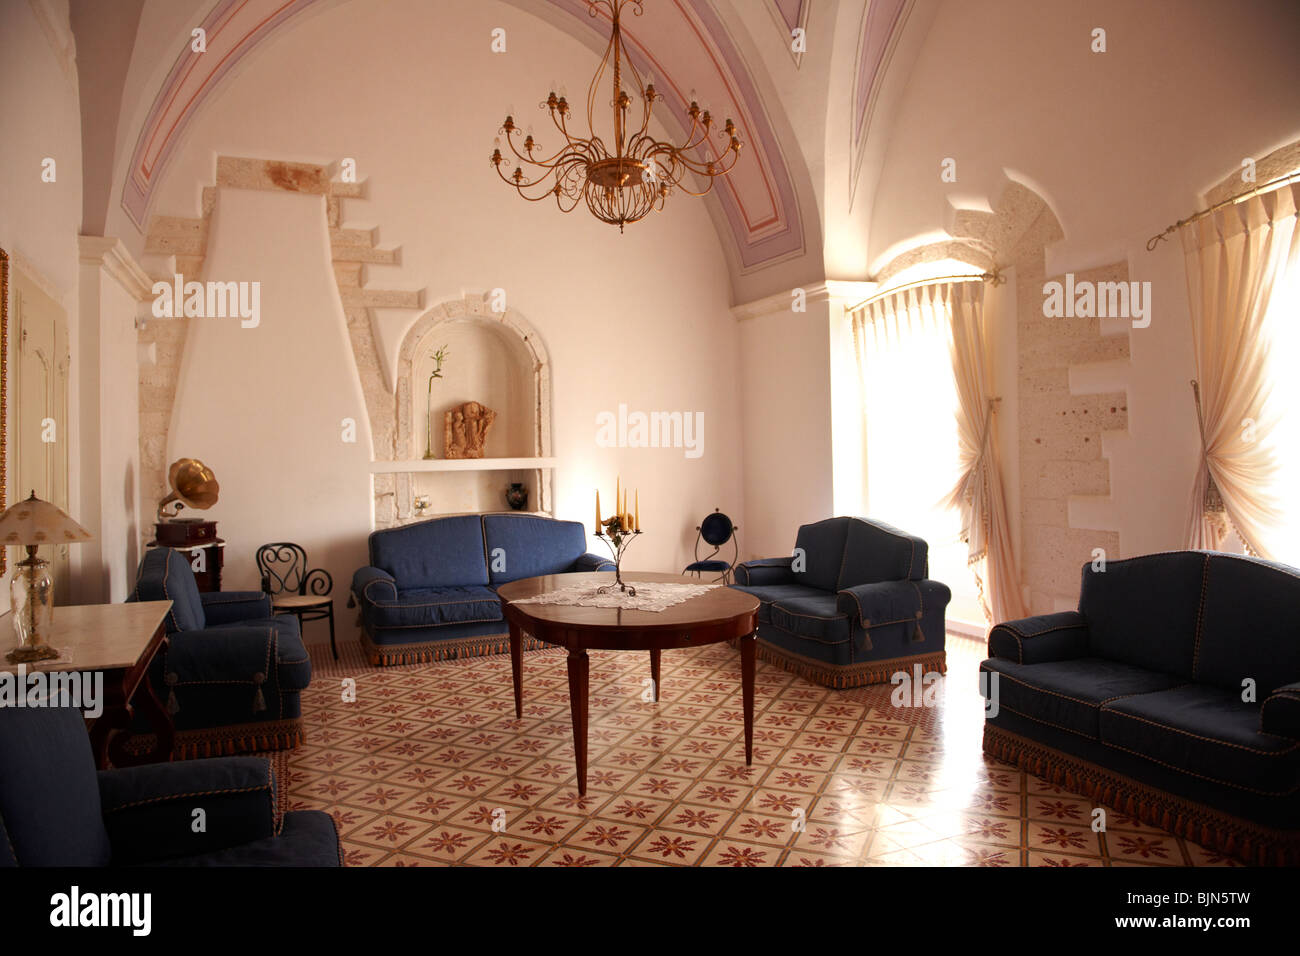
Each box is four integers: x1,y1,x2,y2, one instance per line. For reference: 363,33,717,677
768,594,852,643
731,584,828,625
98,757,277,864
0,705,112,866
1262,683,1300,738
980,657,1184,739
365,586,503,630
200,590,273,626
369,515,488,589
1100,685,1300,795
792,518,850,592
837,518,928,589
482,514,590,585
988,611,1090,664
1195,554,1300,696
150,810,341,867
1080,551,1207,679
685,560,730,573
734,558,795,587
131,547,205,632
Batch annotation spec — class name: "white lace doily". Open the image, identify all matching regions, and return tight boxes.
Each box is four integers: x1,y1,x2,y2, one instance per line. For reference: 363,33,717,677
511,581,719,612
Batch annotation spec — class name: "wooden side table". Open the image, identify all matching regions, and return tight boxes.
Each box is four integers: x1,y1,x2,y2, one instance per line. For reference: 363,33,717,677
0,601,175,769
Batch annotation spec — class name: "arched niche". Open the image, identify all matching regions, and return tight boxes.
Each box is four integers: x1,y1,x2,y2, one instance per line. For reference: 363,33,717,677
385,293,553,523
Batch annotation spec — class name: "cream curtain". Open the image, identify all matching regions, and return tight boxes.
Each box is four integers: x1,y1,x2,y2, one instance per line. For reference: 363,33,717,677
1182,182,1300,557
851,280,1024,625
940,282,1026,623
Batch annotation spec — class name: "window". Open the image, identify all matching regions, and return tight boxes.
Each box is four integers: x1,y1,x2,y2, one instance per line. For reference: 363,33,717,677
853,281,985,626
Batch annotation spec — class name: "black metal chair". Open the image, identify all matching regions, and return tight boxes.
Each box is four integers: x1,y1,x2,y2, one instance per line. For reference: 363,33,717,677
256,542,336,660
682,509,740,584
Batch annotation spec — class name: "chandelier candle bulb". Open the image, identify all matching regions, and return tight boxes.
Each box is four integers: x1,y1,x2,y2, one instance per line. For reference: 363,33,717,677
595,489,601,535
635,490,640,531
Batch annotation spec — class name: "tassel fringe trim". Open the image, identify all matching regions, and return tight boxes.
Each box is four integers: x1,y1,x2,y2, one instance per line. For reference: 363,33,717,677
983,724,1299,866
363,631,545,667
743,639,948,689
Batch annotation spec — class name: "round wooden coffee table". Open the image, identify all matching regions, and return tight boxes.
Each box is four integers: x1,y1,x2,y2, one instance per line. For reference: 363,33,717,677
497,572,760,795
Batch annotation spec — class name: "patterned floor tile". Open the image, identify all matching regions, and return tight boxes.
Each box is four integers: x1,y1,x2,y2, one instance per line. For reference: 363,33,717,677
283,634,1239,867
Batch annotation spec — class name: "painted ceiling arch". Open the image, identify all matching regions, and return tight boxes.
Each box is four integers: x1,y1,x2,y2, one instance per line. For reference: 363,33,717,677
118,0,913,284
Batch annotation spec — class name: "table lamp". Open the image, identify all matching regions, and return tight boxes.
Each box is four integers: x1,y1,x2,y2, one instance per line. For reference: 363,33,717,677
0,491,93,663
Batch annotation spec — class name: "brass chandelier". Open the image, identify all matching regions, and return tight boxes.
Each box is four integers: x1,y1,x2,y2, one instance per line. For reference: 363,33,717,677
490,0,743,231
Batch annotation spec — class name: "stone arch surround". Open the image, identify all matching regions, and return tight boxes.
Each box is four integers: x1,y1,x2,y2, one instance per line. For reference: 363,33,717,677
382,294,555,527
872,176,1132,613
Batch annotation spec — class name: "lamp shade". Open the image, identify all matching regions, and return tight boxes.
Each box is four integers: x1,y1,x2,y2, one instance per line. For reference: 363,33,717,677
0,492,93,546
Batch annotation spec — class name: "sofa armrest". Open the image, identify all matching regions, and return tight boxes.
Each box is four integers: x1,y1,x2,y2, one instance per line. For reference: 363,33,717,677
837,580,951,626
200,590,272,625
1261,682,1300,738
351,566,397,605
988,611,1089,664
98,756,278,864
735,557,795,587
571,552,616,573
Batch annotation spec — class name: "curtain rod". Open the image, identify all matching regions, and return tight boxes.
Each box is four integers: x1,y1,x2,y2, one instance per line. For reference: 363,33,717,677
1146,170,1300,252
847,269,1003,314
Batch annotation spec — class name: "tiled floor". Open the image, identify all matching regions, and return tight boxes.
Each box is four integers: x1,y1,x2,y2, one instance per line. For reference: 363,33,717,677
284,634,1238,866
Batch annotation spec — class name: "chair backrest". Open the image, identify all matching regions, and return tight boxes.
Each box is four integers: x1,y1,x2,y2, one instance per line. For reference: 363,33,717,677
700,511,735,548
792,516,928,593
256,541,329,596
1079,551,1206,679
1195,553,1300,695
482,514,590,585
837,517,928,589
368,515,489,589
0,704,112,866
131,547,205,633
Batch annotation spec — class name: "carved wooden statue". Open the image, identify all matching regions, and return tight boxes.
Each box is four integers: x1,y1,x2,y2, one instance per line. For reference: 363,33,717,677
444,401,497,459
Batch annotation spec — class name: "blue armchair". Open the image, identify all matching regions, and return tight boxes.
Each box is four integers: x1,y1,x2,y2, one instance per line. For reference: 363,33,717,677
0,703,340,866
351,513,614,665
130,548,311,757
732,516,950,688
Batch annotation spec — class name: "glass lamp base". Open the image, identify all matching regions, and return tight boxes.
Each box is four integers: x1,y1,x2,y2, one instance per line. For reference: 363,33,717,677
8,557,56,663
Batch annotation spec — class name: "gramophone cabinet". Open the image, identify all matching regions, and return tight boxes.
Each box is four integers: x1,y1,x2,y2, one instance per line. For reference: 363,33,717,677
149,518,225,592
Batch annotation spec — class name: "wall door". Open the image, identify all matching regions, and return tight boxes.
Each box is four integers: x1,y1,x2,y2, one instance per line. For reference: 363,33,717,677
12,269,71,602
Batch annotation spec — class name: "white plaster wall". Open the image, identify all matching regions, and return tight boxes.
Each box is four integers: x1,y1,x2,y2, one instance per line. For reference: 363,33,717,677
77,259,143,602
0,0,84,613
150,0,744,584
861,0,1300,567
737,300,834,561
167,187,374,596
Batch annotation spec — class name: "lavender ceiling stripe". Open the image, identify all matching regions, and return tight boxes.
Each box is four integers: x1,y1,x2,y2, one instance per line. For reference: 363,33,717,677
544,0,803,269
852,0,907,151
121,0,323,228
772,0,804,35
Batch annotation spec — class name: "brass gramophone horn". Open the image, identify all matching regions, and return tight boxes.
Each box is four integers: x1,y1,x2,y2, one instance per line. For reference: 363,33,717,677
156,458,220,522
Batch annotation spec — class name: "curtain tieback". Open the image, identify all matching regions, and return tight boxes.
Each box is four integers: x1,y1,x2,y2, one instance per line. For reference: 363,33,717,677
1190,380,1227,517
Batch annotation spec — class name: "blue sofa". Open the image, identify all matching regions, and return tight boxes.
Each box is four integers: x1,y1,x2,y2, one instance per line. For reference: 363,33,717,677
732,516,950,688
0,703,340,866
351,513,614,665
981,550,1300,866
130,548,311,757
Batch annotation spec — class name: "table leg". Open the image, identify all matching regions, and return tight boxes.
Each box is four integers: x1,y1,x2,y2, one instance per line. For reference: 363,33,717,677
110,666,175,768
740,631,756,765
649,648,661,702
567,648,590,795
89,674,129,771
327,605,338,661
509,620,524,719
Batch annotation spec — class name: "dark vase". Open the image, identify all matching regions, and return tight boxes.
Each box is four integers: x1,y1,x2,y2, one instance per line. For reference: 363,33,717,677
505,482,528,511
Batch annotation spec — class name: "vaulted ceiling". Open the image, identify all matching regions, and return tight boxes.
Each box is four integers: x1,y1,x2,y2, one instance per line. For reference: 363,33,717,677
74,0,920,298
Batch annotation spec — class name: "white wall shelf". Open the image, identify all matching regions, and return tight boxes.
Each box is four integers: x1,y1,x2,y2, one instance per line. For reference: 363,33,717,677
370,457,557,474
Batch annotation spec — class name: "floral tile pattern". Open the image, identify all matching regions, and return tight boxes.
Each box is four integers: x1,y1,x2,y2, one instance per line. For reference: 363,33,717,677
286,633,1233,867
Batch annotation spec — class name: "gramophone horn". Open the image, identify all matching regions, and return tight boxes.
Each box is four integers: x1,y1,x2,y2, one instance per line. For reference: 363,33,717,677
157,458,220,522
